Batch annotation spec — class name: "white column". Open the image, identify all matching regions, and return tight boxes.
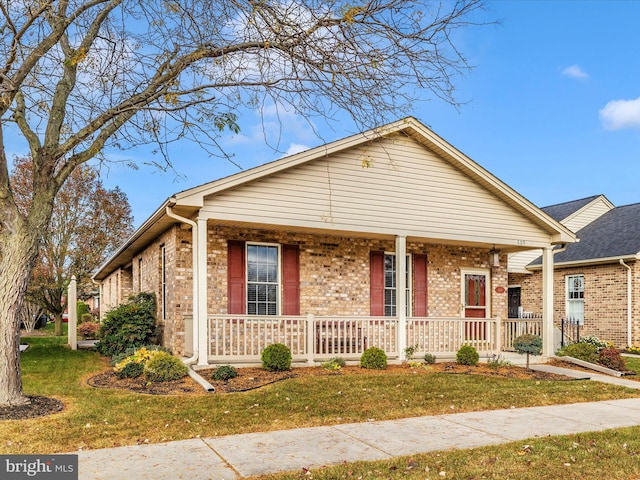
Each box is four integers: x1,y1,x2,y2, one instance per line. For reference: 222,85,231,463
197,217,209,366
396,236,407,358
542,246,555,357
68,275,77,350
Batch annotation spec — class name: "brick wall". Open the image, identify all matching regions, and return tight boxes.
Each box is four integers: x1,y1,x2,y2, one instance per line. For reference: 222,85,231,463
509,260,639,348
105,223,509,356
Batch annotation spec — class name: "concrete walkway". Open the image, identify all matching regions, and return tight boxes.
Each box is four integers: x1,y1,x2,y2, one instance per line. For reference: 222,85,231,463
77,366,640,480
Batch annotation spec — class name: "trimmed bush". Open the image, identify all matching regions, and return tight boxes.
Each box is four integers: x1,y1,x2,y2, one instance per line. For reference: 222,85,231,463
77,321,100,339
144,352,189,382
321,357,346,370
111,344,170,366
557,342,599,364
76,301,90,322
424,353,436,364
212,365,238,381
96,292,157,356
360,346,387,370
261,343,292,372
598,347,626,371
456,345,479,366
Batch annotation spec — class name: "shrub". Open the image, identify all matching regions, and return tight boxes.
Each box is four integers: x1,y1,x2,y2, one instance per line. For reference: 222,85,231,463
627,346,640,355
212,365,238,381
598,347,626,371
578,335,609,352
77,321,100,339
360,346,387,370
261,343,292,372
76,301,90,322
96,292,157,356
144,352,189,382
456,345,479,366
557,342,599,363
513,334,543,369
110,344,170,366
403,344,418,361
116,361,144,379
81,313,94,324
321,357,346,370
424,353,436,364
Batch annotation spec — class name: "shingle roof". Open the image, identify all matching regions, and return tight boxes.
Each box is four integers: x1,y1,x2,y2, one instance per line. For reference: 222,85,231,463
541,195,603,222
530,202,640,266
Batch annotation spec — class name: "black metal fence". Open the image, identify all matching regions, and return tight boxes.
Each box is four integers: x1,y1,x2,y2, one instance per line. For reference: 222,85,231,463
560,317,582,347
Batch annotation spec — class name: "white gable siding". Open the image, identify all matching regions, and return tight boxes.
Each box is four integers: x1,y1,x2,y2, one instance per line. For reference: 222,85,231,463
200,136,552,246
562,197,613,232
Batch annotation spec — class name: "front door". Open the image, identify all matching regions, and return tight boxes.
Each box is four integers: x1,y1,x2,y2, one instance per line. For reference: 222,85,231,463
463,271,489,318
508,286,521,318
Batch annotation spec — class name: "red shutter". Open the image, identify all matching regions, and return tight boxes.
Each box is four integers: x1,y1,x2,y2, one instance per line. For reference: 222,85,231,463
413,254,428,317
370,251,385,316
282,244,300,315
227,240,246,314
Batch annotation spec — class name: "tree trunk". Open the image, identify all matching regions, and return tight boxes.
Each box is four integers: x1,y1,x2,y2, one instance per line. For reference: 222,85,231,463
0,227,40,406
54,314,63,337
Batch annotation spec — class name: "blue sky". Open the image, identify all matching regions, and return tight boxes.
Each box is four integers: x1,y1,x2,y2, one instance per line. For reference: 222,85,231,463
25,1,640,228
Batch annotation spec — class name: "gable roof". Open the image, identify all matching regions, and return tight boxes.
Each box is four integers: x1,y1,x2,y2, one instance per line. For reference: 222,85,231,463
529,202,640,268
542,195,604,221
94,116,576,281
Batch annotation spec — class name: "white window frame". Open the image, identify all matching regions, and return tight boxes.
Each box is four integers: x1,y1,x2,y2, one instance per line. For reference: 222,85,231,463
384,253,411,317
246,242,281,316
566,274,585,325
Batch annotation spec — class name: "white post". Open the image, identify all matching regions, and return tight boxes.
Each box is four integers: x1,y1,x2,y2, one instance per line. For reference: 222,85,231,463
68,275,78,350
542,247,555,357
197,217,209,366
306,314,315,364
396,236,407,359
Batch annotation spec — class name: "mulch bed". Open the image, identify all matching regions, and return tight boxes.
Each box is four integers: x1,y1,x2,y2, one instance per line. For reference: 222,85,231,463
89,362,573,395
1,362,572,421
0,396,63,421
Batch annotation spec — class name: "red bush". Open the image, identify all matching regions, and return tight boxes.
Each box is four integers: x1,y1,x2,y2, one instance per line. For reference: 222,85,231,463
598,347,626,371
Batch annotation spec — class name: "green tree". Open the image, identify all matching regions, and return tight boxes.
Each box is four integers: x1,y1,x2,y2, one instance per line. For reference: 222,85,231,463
0,0,487,407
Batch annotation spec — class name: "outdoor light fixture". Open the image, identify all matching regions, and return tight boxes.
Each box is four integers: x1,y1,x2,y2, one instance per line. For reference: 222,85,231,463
489,247,500,267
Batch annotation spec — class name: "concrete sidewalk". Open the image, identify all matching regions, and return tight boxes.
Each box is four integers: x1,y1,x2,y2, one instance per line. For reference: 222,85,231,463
78,366,640,480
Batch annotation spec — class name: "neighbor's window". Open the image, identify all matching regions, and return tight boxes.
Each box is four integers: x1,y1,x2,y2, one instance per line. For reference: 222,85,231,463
566,274,584,325
247,244,279,315
384,254,411,316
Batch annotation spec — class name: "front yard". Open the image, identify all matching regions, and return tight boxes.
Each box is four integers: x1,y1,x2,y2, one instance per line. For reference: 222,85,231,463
2,336,640,457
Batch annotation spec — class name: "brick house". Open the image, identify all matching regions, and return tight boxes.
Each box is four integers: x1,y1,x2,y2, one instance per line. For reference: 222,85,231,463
93,117,574,366
508,194,640,348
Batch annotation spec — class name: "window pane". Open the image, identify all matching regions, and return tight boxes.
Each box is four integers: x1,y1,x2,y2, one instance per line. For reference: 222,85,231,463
247,244,279,315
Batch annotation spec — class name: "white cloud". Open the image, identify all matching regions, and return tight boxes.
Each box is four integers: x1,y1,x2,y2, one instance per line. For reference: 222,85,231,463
562,64,589,79
284,143,310,156
599,97,640,130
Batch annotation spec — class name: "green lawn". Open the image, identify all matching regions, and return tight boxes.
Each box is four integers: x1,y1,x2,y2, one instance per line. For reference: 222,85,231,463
3,336,640,462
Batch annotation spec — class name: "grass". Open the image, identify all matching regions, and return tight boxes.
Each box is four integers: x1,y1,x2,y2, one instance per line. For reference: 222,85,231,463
2,336,640,456
252,427,640,480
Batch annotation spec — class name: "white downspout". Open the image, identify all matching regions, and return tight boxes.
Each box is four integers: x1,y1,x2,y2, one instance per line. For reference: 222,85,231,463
620,259,632,348
165,206,199,365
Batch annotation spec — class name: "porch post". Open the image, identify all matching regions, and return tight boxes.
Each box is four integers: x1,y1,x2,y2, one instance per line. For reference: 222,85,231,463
197,217,209,366
396,235,407,359
542,246,555,357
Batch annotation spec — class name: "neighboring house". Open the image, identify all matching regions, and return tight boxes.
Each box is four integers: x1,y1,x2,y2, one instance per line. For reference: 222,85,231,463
508,194,640,348
93,117,575,366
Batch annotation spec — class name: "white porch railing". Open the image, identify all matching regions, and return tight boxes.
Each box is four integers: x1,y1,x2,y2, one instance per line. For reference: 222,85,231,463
406,317,500,356
502,319,543,351
200,315,504,364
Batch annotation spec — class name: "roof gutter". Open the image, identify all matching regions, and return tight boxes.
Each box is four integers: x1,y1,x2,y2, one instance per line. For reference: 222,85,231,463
165,205,199,366
620,259,632,348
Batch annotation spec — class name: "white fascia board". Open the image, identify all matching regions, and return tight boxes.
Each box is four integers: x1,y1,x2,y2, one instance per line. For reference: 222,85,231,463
527,253,639,271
